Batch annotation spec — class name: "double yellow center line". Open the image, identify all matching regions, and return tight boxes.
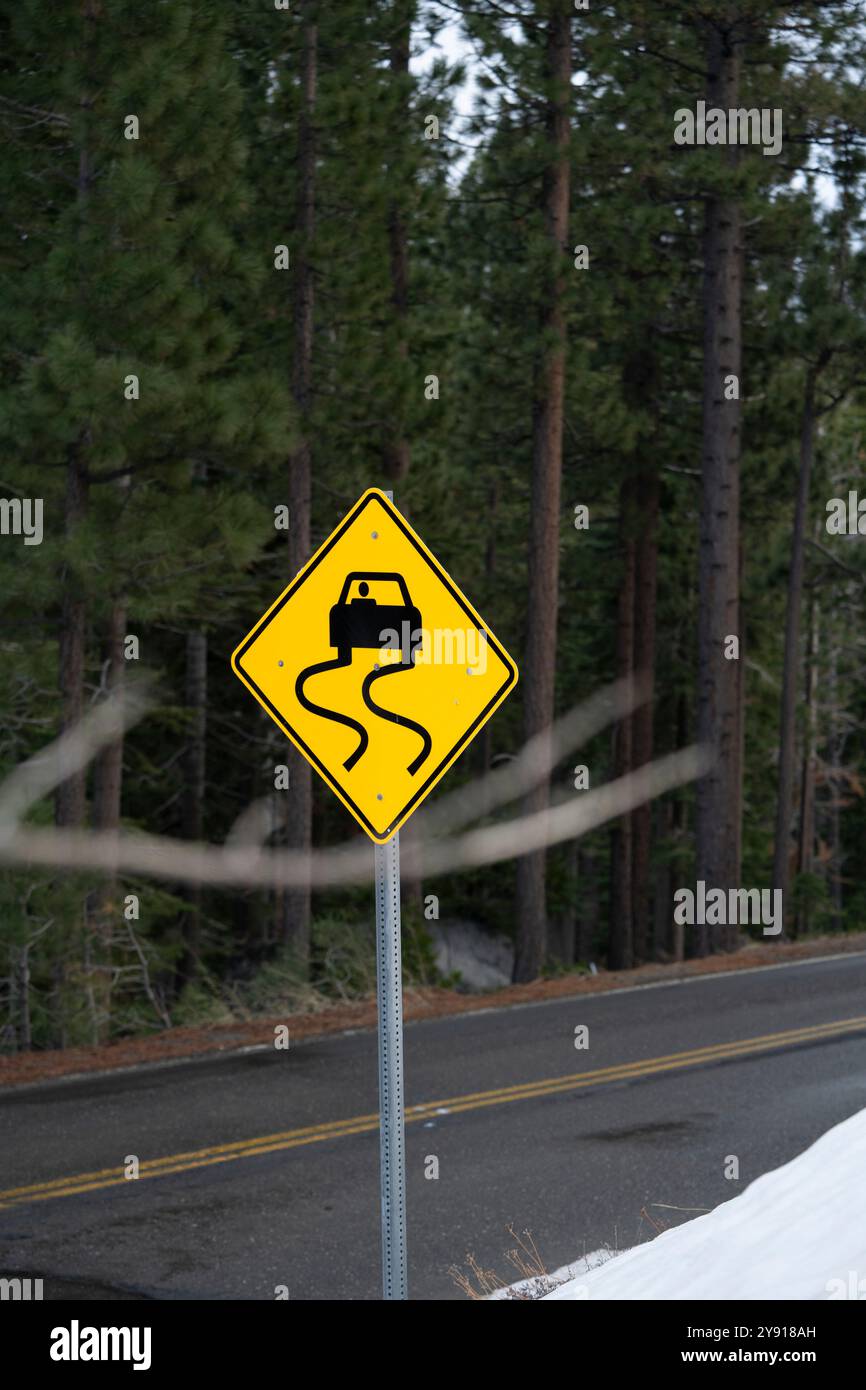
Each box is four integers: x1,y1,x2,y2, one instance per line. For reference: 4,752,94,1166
1,1014,864,1211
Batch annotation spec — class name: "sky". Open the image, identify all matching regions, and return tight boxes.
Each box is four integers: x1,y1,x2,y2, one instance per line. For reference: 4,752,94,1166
409,7,840,208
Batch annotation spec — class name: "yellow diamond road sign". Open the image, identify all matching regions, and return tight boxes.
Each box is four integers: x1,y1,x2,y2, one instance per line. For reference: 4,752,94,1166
232,488,518,843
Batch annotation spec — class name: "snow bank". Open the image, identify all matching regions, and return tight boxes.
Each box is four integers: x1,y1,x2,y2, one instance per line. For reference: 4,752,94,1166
490,1249,616,1300
544,1107,866,1300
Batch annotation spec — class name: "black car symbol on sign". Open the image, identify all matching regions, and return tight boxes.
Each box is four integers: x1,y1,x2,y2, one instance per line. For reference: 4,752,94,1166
329,572,422,655
295,571,432,780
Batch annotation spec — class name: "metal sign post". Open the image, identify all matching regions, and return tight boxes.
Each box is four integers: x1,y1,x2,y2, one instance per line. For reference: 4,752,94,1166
374,486,407,1301
374,830,407,1300
231,484,517,1305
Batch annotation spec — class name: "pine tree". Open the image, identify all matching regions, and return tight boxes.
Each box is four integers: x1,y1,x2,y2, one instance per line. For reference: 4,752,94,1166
0,0,291,1039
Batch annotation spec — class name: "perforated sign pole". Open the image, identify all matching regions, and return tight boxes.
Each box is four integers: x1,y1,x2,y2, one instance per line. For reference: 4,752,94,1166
232,484,518,1299
374,488,408,1301
374,830,407,1300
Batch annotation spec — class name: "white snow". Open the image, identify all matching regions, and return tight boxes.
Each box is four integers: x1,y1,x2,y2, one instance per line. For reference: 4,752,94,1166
542,1107,866,1300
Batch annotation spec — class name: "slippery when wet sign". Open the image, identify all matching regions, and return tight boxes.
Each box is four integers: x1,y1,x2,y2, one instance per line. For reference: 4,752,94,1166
231,488,518,842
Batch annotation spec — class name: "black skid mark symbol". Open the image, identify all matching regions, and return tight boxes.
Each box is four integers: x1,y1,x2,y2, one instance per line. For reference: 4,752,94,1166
295,651,369,771
362,661,433,776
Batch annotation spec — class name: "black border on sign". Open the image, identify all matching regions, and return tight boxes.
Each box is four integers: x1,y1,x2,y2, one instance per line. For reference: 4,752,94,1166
232,491,518,841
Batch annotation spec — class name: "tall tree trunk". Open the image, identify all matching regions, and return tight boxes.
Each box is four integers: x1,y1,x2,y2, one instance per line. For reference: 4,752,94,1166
384,0,413,483
56,36,97,830
727,534,746,952
177,455,208,988
674,691,691,958
512,1,570,983
89,600,126,1039
796,593,818,935
826,619,844,933
281,6,317,965
56,442,89,830
91,605,126,826
609,479,636,971
773,368,819,922
560,837,579,963
53,1,99,1047
479,476,500,776
576,846,598,962
695,14,743,955
652,799,675,959
654,688,690,961
179,628,207,984
630,466,659,962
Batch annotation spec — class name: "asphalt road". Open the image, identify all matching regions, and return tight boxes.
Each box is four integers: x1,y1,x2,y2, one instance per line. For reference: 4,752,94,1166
1,953,865,1301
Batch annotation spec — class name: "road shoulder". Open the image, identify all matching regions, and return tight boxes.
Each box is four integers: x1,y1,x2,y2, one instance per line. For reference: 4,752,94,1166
3,933,865,1091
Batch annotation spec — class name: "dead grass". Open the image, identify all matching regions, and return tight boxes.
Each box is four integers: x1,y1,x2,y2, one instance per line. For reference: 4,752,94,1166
449,1225,574,1300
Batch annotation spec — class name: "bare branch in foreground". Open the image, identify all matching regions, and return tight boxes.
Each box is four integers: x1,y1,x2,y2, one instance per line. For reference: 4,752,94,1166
0,677,155,834
0,675,647,861
225,796,281,847
206,679,647,852
401,746,709,877
0,746,708,888
412,675,650,837
0,670,707,892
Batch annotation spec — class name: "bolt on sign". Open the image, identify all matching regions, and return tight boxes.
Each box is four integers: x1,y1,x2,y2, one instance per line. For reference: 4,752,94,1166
231,488,518,841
